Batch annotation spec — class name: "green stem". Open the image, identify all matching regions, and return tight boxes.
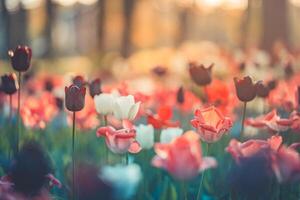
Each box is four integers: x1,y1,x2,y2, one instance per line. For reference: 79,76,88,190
196,143,210,200
72,111,76,200
125,153,129,165
240,102,247,138
16,71,21,155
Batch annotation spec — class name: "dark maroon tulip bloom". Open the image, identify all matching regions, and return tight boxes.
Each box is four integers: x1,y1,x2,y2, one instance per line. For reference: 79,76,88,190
176,86,184,104
284,62,294,79
255,81,269,98
267,80,277,91
234,76,256,102
73,75,86,88
189,62,213,86
65,84,86,112
89,78,102,98
152,66,167,77
44,79,54,92
1,73,19,95
8,46,32,72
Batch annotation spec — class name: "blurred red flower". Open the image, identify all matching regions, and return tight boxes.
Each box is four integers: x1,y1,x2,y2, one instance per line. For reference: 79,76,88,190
147,105,179,129
152,131,217,180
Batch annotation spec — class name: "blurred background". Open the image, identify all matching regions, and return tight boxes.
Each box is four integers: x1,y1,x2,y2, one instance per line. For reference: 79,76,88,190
0,0,300,67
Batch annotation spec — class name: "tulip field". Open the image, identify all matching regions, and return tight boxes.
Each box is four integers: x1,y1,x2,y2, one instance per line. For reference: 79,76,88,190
0,44,300,200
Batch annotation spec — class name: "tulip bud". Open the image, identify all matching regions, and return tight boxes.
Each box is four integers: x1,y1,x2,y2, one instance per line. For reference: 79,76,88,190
152,66,167,77
284,62,294,79
255,81,269,98
176,86,184,104
89,78,102,98
65,84,86,112
234,76,256,102
0,73,19,95
267,80,277,91
8,46,32,72
44,79,54,92
189,62,213,86
73,75,86,88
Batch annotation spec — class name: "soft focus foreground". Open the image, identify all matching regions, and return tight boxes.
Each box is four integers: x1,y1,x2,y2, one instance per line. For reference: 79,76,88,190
1,1,300,200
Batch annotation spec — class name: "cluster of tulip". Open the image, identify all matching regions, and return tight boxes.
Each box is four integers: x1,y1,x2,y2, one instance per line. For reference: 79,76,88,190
0,45,300,200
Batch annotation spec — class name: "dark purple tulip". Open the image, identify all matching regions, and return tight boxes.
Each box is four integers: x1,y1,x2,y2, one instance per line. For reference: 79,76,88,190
176,86,184,104
65,84,86,112
255,81,269,98
234,76,256,102
73,75,86,88
89,78,102,98
8,46,32,72
44,79,54,92
267,80,277,91
284,62,294,79
1,73,19,95
152,66,167,77
189,62,213,86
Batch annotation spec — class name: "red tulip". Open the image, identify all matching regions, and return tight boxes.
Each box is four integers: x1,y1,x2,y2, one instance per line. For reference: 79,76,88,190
245,110,293,133
189,62,213,86
147,106,179,129
191,106,232,143
8,46,32,72
233,76,256,102
96,122,141,154
65,84,86,112
152,131,217,180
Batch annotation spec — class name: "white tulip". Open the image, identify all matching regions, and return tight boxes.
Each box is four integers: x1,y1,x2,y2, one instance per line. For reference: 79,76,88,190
94,93,117,115
160,127,183,144
135,124,154,150
113,95,140,121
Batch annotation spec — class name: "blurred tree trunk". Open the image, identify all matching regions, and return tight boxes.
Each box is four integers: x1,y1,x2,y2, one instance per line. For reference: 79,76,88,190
176,8,189,46
97,0,106,51
44,0,55,57
262,0,289,51
121,0,136,58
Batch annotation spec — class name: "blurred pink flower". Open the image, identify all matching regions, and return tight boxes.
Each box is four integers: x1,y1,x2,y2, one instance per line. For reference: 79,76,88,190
290,111,300,132
191,106,232,143
96,122,141,154
152,131,217,180
245,110,293,133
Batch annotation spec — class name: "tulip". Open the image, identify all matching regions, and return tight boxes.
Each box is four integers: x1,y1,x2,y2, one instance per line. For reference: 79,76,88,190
255,81,269,98
8,46,32,72
176,86,184,104
135,124,154,149
65,84,86,200
89,78,102,98
152,131,217,180
96,125,141,154
234,76,257,137
152,65,167,77
94,93,117,116
0,73,18,95
290,111,300,132
72,75,86,88
113,95,140,121
191,106,232,143
147,106,180,129
189,62,213,86
65,84,86,112
160,127,183,144
245,109,292,133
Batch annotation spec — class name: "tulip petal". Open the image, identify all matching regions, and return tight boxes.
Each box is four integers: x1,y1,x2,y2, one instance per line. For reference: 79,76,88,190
128,102,141,121
128,141,142,153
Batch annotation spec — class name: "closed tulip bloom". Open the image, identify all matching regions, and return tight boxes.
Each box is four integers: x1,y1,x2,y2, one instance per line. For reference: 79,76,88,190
96,125,141,154
73,75,86,88
160,127,183,144
1,73,19,95
152,131,217,180
189,62,213,86
135,124,154,149
113,95,140,121
176,86,184,104
89,78,102,98
255,81,269,98
65,84,86,112
8,46,32,72
234,76,256,102
191,106,232,143
94,93,117,115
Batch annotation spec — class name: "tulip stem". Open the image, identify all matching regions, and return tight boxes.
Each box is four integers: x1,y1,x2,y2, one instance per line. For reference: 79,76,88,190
72,111,76,200
103,115,109,164
16,71,21,155
196,143,211,200
240,102,247,138
125,153,129,165
9,94,13,159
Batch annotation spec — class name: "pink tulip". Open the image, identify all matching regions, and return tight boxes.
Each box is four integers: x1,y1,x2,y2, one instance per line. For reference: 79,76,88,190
96,122,141,154
191,106,232,143
152,131,217,180
245,109,293,133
